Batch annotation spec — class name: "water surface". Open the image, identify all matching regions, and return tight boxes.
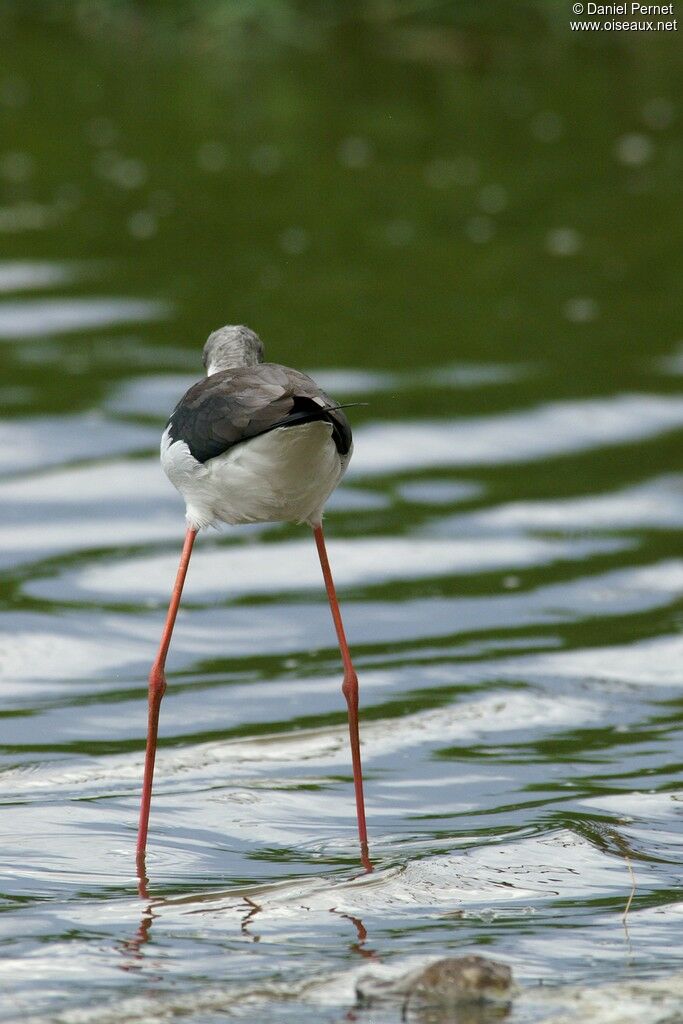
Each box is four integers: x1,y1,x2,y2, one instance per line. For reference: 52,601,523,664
0,6,682,1022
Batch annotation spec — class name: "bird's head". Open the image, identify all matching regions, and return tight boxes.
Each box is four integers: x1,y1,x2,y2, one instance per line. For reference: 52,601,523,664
202,325,265,375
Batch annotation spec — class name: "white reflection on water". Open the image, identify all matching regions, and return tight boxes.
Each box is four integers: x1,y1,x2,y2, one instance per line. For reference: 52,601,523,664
0,457,172,503
5,559,681,690
0,260,78,293
23,534,631,603
503,632,683,688
658,342,683,376
106,373,195,416
0,297,169,338
0,415,158,474
429,474,683,533
350,394,683,474
397,478,483,504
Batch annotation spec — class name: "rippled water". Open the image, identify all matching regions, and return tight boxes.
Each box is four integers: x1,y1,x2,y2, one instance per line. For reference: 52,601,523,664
1,6,683,1023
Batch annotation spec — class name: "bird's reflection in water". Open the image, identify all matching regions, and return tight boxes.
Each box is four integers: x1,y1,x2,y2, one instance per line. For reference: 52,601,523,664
240,895,262,941
119,857,377,965
117,855,155,972
330,907,378,961
118,905,154,972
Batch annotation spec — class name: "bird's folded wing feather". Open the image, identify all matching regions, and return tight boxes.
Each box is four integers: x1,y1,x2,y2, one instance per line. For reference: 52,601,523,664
166,363,352,464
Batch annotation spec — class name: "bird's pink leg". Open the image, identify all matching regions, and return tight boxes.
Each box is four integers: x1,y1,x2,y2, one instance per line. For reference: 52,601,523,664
136,527,197,867
312,524,371,872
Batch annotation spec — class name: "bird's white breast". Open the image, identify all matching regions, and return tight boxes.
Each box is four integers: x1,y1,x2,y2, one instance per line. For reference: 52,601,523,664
161,421,349,530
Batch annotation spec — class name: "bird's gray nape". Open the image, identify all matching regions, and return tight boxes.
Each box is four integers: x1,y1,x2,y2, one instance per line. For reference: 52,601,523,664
203,325,265,373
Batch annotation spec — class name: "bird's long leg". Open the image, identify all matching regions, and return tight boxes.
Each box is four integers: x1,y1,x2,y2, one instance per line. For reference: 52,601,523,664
312,523,371,871
136,527,197,867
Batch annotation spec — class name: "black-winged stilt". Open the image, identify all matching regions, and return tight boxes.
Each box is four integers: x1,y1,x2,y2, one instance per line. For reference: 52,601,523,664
136,325,370,870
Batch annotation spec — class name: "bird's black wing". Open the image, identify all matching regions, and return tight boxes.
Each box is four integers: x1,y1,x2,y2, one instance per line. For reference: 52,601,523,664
166,363,352,464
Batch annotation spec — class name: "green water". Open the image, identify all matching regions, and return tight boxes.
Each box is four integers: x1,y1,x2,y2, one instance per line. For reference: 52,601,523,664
0,4,682,1022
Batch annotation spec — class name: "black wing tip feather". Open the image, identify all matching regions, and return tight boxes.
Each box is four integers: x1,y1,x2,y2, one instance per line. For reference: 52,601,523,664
166,385,352,464
251,396,352,456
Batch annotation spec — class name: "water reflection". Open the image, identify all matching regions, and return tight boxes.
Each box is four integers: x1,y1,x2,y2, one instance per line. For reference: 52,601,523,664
118,899,154,973
240,895,262,942
330,909,377,961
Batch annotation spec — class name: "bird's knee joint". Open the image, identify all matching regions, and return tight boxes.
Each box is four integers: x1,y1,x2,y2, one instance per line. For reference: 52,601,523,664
342,672,358,704
149,665,166,698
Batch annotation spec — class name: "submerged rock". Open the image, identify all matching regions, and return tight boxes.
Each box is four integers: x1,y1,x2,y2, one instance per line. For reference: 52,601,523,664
356,954,513,1020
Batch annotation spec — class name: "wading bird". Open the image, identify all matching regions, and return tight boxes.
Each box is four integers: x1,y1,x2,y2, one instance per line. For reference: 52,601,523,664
136,325,370,870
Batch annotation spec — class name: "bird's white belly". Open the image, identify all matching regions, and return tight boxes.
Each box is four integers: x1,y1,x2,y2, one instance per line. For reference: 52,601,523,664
161,421,348,529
